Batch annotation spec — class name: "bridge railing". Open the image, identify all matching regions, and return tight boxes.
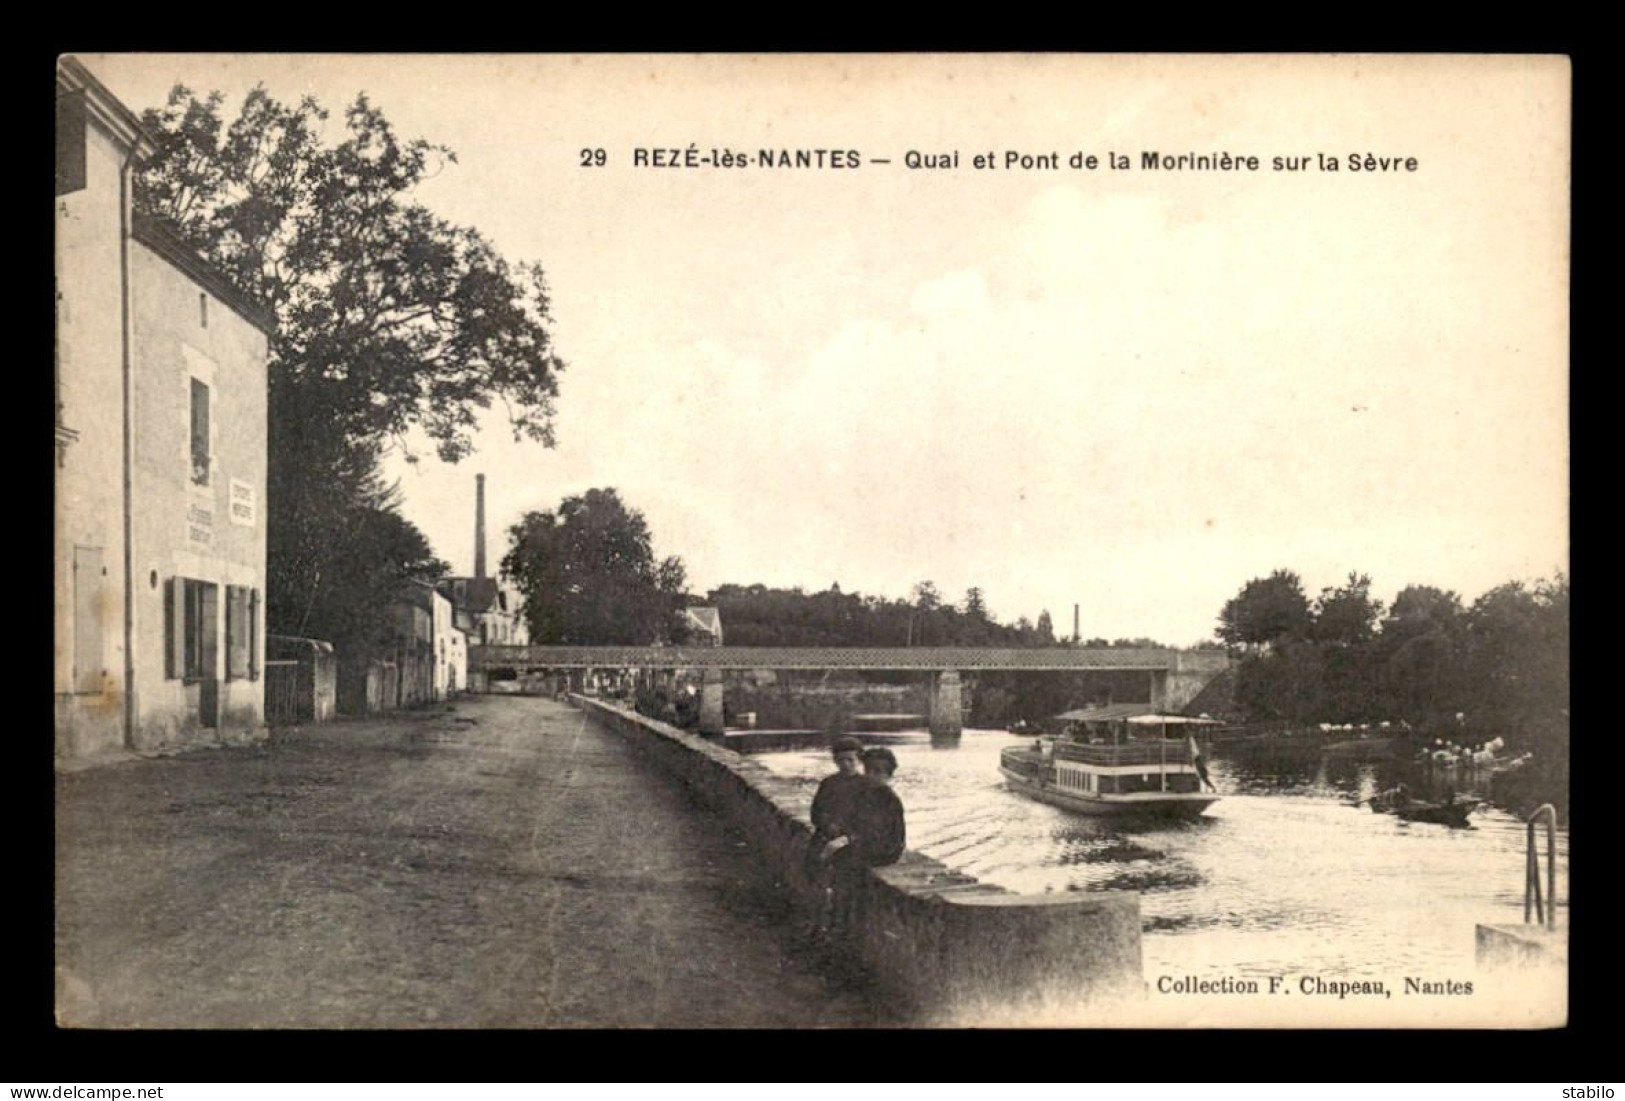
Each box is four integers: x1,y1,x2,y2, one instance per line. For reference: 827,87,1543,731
469,644,1220,672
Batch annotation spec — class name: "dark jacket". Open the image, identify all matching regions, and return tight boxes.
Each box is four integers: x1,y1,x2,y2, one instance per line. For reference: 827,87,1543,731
810,771,868,841
844,782,906,868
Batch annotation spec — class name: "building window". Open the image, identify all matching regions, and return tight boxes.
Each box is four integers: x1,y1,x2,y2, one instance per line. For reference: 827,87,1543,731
167,578,218,681
199,293,209,329
225,585,260,681
190,378,211,485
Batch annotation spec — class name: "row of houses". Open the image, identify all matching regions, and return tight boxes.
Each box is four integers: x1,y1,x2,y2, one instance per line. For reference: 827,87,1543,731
379,574,527,705
54,57,527,760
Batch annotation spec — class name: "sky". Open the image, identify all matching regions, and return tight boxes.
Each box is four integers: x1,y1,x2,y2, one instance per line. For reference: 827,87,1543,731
85,54,1570,645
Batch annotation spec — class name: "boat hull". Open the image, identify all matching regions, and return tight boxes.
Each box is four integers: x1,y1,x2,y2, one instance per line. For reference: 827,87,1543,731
1367,795,1479,827
1000,767,1219,818
1395,802,1478,827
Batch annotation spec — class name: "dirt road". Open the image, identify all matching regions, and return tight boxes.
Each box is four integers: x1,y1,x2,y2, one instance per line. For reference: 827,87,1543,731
55,695,895,1028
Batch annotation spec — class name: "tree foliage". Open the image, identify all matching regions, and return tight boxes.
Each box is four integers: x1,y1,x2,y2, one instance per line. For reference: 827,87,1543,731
1220,568,1568,742
267,474,447,653
502,489,689,645
704,581,1068,650
1310,572,1384,646
911,580,943,611
135,85,565,464
1216,569,1312,648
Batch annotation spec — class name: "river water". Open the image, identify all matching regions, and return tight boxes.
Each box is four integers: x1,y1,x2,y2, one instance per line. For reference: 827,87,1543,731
753,729,1568,980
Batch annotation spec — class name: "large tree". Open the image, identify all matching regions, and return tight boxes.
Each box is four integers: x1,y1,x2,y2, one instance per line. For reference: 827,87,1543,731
135,86,564,461
1216,569,1312,649
133,85,566,641
1461,575,1570,736
503,489,689,645
1310,572,1384,646
1375,585,1466,722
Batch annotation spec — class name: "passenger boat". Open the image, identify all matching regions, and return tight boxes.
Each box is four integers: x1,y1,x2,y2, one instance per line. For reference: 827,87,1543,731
999,705,1221,818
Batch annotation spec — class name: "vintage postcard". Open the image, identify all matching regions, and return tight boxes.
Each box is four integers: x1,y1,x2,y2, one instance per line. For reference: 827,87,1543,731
55,53,1569,1030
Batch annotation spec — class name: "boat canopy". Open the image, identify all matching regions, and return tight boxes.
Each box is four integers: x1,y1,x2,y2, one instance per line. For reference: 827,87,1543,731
1053,703,1155,723
1052,704,1221,725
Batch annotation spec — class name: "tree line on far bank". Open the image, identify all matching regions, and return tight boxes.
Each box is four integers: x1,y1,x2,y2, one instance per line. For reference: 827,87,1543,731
497,486,1569,748
1217,569,1569,746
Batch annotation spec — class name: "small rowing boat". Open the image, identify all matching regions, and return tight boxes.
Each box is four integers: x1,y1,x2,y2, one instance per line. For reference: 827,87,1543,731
1366,786,1479,827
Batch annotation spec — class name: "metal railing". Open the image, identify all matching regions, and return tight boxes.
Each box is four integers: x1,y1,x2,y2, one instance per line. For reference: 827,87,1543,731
999,748,1043,778
1525,803,1558,929
1054,741,1195,767
470,643,1204,672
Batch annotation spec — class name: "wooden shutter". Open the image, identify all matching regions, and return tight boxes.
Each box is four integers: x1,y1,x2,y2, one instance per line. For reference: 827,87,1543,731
226,585,247,680
165,578,185,680
249,588,261,680
224,585,236,679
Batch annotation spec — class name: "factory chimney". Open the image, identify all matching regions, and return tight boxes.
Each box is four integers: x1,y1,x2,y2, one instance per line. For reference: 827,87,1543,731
475,473,487,580
1073,603,1080,644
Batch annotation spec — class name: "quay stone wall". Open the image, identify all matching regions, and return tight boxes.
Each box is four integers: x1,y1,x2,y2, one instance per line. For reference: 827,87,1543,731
571,695,1144,1019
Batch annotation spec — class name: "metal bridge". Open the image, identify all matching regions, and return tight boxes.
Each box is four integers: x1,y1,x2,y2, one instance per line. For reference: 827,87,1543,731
468,646,1230,738
468,645,1215,673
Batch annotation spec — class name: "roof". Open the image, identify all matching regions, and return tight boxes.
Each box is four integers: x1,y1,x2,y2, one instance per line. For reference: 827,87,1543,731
439,576,501,614
1053,705,1221,724
1054,703,1159,723
396,579,449,613
131,214,278,336
58,59,276,339
57,56,156,156
683,607,722,634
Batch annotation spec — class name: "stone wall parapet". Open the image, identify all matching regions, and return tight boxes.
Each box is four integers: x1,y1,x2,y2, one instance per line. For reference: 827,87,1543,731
570,695,1143,1020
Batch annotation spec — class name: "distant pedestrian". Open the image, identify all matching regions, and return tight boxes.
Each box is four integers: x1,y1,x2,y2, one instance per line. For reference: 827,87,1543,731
1186,731,1217,792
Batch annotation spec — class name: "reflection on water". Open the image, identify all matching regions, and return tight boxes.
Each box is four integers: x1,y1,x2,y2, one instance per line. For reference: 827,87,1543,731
754,729,1569,979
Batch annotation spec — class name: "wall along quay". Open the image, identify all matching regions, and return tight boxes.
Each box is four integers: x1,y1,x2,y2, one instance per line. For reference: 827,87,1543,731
570,696,1145,1020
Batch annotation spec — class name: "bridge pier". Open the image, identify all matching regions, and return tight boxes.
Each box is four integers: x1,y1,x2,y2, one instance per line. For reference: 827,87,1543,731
699,668,726,741
929,670,962,743
1150,651,1230,713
